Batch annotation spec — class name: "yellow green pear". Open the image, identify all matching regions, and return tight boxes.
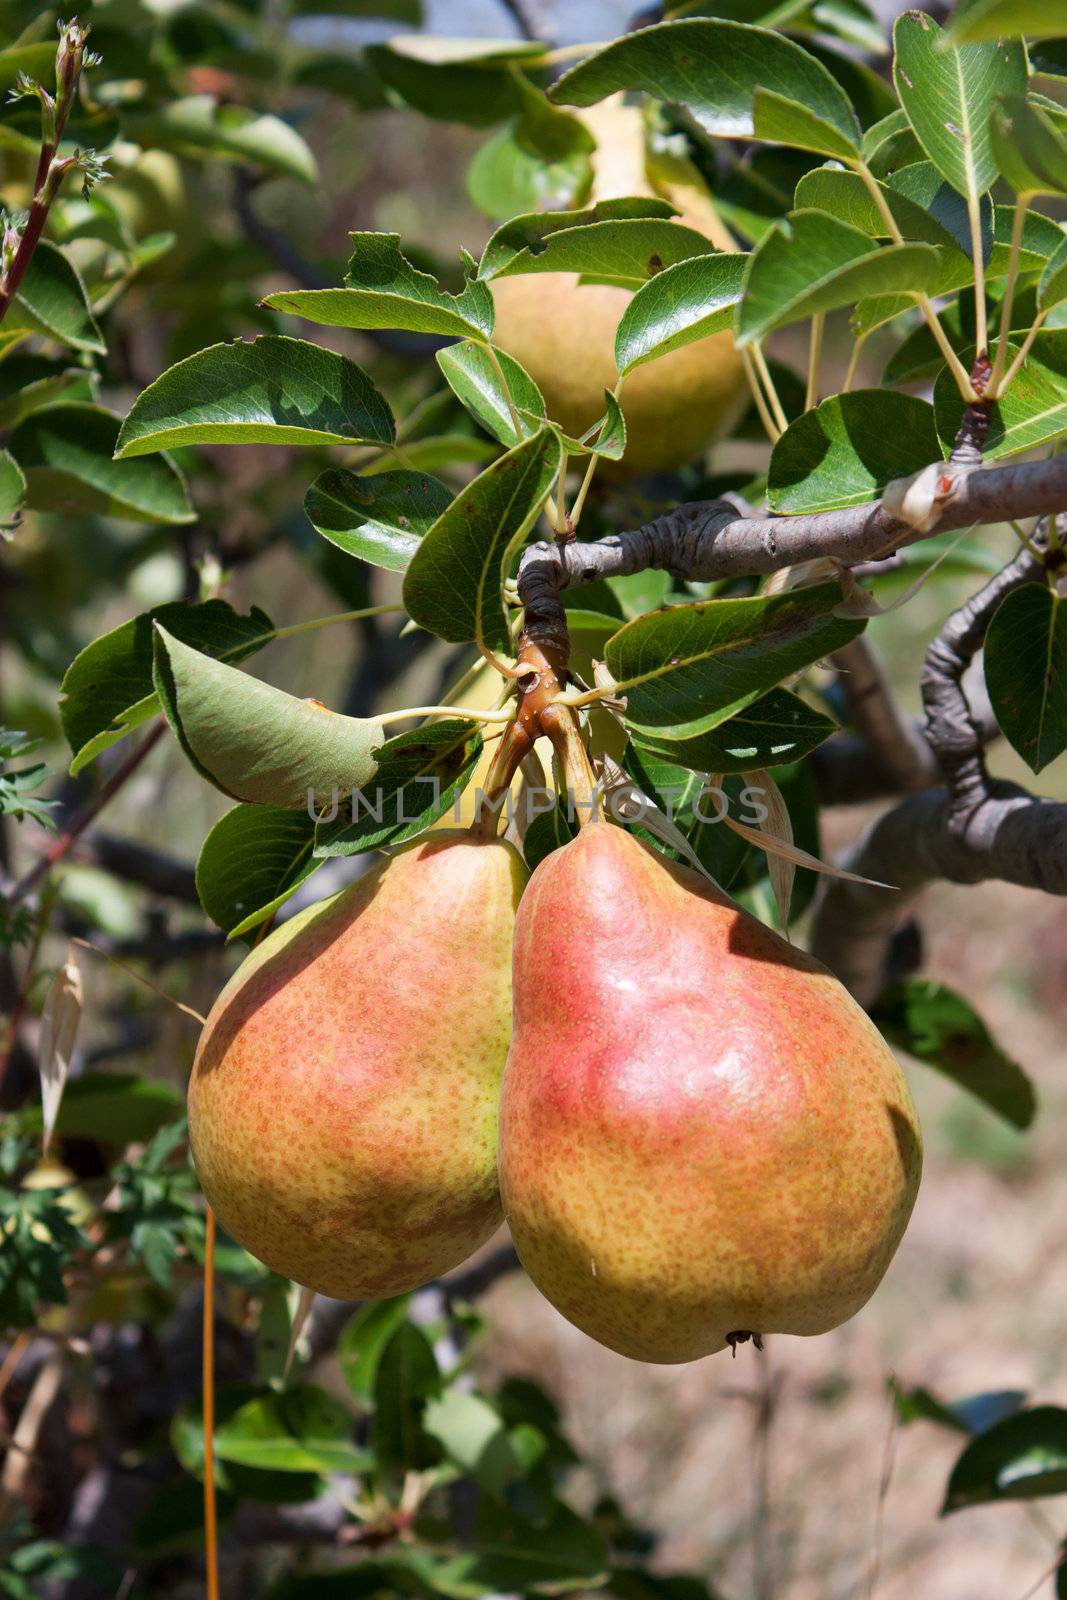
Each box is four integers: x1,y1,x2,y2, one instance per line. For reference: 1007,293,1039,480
189,831,527,1298
499,825,922,1363
490,100,747,477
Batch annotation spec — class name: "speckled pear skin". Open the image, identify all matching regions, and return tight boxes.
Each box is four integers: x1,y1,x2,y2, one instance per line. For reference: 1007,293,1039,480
189,832,528,1299
499,826,922,1364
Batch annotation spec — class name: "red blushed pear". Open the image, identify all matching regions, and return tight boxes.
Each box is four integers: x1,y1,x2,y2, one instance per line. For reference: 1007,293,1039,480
189,831,528,1299
499,824,922,1364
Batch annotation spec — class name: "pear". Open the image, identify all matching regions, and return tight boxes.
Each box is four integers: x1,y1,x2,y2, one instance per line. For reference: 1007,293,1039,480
490,101,747,478
499,825,922,1363
189,832,528,1299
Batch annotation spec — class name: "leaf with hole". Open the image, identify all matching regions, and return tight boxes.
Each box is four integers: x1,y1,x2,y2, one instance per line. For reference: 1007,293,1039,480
892,13,1026,199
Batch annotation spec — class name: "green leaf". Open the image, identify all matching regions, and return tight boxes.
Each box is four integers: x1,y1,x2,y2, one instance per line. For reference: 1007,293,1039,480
1039,236,1067,313
172,1385,325,1504
605,584,864,740
751,86,859,160
863,107,926,177
892,1380,1026,1435
468,121,592,219
0,355,94,429
892,13,1026,200
338,1297,413,1402
990,95,1067,200
522,802,578,871
403,427,562,650
437,341,546,446
737,210,940,345
265,234,495,340
213,1388,370,1475
935,333,1067,460
947,0,1067,41
373,1321,442,1474
314,720,484,857
614,254,747,375
17,1072,182,1145
983,583,1067,775
11,405,194,525
632,688,838,773
943,1408,1067,1511
123,96,317,184
424,1500,609,1596
7,240,105,354
153,628,384,807
481,215,716,291
304,468,452,573
424,1390,526,1501
195,804,321,939
793,164,985,257
0,447,25,535
768,391,941,514
365,43,522,127
60,599,274,776
478,197,674,280
550,19,859,155
115,337,394,456
871,979,1036,1131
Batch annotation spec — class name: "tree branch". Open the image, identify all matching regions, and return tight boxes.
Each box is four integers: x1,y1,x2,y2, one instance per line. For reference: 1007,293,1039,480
811,538,1065,1001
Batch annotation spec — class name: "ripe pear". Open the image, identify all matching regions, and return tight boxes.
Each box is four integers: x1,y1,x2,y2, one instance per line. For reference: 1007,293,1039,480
189,832,528,1299
490,100,747,477
499,825,922,1363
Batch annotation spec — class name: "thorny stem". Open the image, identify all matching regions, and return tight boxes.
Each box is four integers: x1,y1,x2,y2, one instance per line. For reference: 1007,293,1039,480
988,193,1030,397
0,21,93,327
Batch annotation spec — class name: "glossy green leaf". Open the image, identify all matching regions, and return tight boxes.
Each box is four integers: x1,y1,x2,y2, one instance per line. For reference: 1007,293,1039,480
550,19,860,154
750,85,859,159
871,979,1036,1130
632,687,837,772
212,1388,369,1475
482,216,715,290
605,584,864,739
614,254,747,374
478,197,673,280
338,1297,413,1403
523,802,578,871
425,1500,609,1596
173,1384,325,1504
304,468,452,573
737,210,940,344
153,628,385,807
892,13,1026,199
0,447,25,535
768,391,941,514
11,405,194,525
7,240,105,354
0,355,94,429
365,43,522,127
403,427,562,650
115,337,394,456
792,165,966,252
123,95,317,184
196,804,322,940
990,95,1067,199
944,1408,1067,1510
935,333,1067,459
1039,236,1067,313
984,583,1067,774
265,234,494,340
437,341,546,446
314,721,484,857
60,599,274,775
948,0,1067,41
467,121,592,218
424,1390,526,1501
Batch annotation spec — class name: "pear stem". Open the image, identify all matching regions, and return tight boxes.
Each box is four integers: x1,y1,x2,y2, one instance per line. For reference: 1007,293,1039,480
469,717,533,839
